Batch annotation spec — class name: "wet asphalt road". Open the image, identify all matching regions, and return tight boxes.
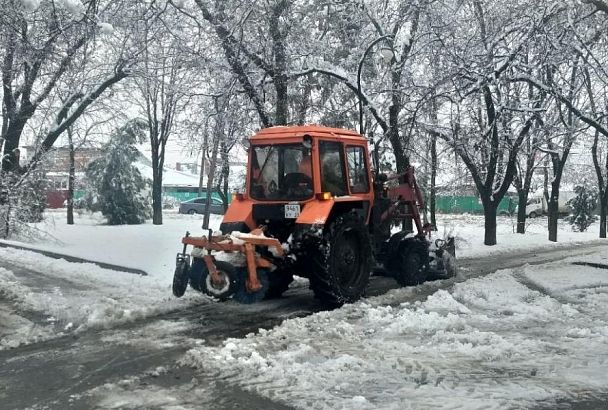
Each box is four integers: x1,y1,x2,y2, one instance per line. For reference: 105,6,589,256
0,241,606,409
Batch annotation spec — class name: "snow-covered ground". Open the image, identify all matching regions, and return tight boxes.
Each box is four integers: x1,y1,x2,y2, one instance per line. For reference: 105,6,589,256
1,209,607,408
0,210,603,351
434,213,603,258
0,247,207,349
1,211,603,279
1,210,223,278
184,252,608,409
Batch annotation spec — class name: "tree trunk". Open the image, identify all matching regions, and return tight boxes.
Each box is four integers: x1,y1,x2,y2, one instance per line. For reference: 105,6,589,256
516,189,528,234
543,160,549,204
220,139,230,211
600,194,607,239
483,198,498,246
269,0,288,125
548,189,559,242
430,132,437,230
1,119,27,172
151,150,163,225
203,134,220,230
198,132,209,197
67,127,75,225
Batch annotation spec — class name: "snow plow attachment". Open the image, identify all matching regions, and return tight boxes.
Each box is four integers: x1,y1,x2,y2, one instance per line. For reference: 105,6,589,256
173,229,285,303
428,236,457,279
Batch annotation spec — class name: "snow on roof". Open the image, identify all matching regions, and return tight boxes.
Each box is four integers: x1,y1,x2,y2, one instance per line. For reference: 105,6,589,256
135,162,200,187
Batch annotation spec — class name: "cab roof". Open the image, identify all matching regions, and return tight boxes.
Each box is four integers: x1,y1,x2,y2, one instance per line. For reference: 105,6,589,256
250,125,363,141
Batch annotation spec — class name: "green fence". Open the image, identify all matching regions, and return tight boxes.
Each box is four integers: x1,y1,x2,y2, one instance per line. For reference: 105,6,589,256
162,188,229,203
73,188,230,204
436,195,517,214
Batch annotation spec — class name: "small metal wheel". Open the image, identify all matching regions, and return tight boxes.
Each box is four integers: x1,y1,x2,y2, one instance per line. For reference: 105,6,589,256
172,257,190,297
203,260,238,301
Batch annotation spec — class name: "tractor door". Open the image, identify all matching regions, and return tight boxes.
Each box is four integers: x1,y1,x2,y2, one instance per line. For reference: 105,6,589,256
318,141,348,196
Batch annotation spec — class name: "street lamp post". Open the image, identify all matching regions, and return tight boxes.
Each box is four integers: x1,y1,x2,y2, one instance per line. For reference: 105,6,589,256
357,35,394,135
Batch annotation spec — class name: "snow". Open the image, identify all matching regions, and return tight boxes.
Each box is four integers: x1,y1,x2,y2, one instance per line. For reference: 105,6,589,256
56,0,85,18
20,0,40,12
432,214,605,258
5,212,602,276
1,210,222,277
0,211,223,349
0,210,604,352
135,161,201,187
0,246,208,336
184,253,608,409
97,22,114,35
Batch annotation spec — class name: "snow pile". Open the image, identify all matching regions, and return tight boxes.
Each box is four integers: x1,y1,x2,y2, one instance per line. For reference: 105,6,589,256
184,255,608,409
0,268,56,349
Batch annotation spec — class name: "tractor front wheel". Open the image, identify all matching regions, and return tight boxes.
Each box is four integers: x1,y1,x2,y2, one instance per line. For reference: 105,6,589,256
308,212,372,307
265,270,294,299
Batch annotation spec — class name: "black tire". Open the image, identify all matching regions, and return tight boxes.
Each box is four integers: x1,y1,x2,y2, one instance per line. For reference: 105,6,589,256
308,212,372,307
172,258,190,297
203,260,238,301
265,270,294,299
394,239,429,286
188,209,197,215
188,257,208,291
529,211,538,218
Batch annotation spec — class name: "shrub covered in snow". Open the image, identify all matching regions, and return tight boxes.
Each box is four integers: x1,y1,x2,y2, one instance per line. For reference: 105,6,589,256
85,120,151,225
0,170,47,238
566,182,598,232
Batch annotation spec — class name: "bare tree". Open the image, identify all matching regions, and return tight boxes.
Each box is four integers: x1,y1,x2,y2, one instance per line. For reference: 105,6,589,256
135,5,198,225
1,0,129,173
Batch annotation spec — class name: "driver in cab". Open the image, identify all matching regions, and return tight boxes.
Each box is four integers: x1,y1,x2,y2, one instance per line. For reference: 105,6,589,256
284,152,313,198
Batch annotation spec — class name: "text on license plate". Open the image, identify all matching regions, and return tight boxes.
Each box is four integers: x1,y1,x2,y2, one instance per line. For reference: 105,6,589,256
284,204,300,219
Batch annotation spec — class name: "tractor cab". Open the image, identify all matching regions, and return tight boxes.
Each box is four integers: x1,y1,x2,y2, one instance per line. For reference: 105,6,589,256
219,126,374,243
172,125,455,307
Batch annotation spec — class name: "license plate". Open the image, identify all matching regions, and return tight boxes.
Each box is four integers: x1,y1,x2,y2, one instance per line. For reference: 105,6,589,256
284,204,300,219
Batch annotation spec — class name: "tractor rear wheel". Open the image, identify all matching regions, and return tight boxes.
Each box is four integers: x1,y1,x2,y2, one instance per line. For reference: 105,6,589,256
394,240,429,286
308,212,372,307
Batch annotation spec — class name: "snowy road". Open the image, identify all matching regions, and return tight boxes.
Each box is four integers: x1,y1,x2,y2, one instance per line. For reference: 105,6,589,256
0,241,606,409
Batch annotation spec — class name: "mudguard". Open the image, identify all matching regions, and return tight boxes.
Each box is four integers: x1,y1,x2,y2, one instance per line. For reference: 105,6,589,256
296,199,335,225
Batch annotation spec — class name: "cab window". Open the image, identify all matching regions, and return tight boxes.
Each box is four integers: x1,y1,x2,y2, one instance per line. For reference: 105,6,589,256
319,141,347,196
346,146,369,193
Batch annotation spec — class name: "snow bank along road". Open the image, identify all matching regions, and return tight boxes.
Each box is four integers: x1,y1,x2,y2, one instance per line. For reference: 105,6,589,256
0,241,607,409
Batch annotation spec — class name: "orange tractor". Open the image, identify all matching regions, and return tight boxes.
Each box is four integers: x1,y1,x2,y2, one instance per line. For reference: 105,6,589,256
172,126,455,305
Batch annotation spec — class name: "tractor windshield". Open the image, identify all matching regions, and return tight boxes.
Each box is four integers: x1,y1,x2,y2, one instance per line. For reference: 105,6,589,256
250,144,313,201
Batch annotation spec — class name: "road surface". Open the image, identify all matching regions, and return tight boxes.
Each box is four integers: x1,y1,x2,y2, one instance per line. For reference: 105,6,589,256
0,241,606,409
